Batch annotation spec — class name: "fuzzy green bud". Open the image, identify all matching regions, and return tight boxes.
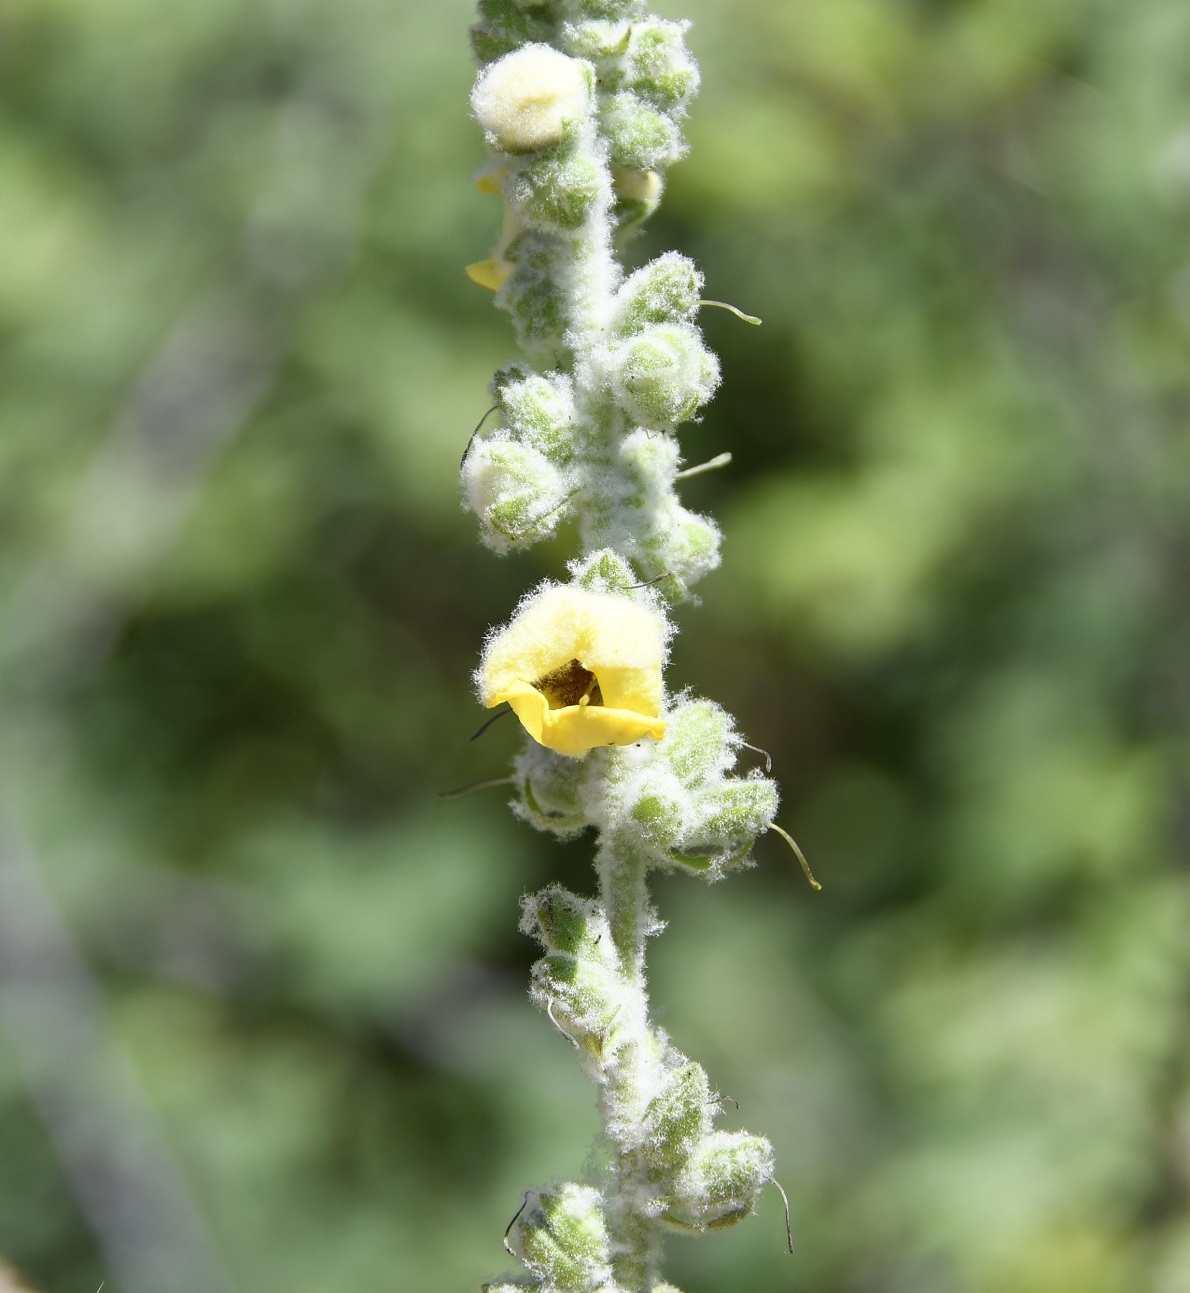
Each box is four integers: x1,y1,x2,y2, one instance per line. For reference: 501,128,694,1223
514,1184,613,1292
614,252,702,331
572,548,639,594
622,20,699,112
512,150,605,231
514,746,590,837
462,436,572,551
658,506,722,589
630,786,686,849
671,1131,773,1231
495,370,578,460
524,885,598,956
564,19,633,61
470,0,551,66
612,324,720,428
643,1061,712,1171
664,700,735,786
695,779,779,845
602,92,684,171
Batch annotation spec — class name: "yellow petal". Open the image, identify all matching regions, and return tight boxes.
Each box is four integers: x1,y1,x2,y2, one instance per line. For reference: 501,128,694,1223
466,258,511,291
480,585,668,756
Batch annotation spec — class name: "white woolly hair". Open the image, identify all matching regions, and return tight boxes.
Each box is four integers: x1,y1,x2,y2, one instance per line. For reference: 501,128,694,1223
472,44,593,153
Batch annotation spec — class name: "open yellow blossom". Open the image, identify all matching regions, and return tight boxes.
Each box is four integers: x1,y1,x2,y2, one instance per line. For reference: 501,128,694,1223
480,585,668,756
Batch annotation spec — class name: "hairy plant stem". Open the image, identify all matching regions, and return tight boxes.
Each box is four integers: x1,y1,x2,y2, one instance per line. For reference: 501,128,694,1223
596,780,663,1291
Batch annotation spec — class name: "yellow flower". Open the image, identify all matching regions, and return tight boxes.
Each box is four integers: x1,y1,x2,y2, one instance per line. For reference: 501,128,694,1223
480,585,668,756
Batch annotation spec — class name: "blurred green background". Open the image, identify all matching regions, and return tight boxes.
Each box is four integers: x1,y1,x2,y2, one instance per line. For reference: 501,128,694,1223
1,0,1189,1290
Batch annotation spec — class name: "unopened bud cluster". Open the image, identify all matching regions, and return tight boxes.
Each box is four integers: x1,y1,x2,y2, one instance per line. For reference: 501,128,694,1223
514,695,778,881
465,4,788,1292
463,1,721,601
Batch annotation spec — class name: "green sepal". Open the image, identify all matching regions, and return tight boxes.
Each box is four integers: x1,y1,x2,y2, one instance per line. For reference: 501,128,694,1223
513,150,604,231
602,92,683,171
500,230,571,354
524,885,596,956
643,1060,711,1171
471,0,552,65
630,791,685,848
571,548,638,593
670,1131,773,1231
494,369,577,462
514,1183,612,1292
614,252,702,331
663,700,734,786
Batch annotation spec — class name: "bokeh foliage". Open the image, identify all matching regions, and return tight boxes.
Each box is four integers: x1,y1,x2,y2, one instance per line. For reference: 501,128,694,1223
1,0,1188,1290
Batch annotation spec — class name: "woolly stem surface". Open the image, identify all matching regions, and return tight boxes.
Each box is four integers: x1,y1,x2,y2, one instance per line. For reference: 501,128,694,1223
597,811,663,1291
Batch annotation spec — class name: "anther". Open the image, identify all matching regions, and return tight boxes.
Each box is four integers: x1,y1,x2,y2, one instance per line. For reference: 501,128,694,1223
769,824,822,891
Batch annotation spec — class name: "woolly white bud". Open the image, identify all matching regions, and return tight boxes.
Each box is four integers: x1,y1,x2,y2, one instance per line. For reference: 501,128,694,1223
462,436,572,551
472,45,593,153
612,323,720,428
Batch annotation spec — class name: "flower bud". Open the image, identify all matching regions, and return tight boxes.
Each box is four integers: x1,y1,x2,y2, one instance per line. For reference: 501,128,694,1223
495,370,578,460
630,784,687,850
611,167,663,236
473,46,593,154
670,1131,773,1231
601,91,685,171
643,1061,712,1171
663,700,736,786
523,885,598,956
513,1184,613,1293
658,507,722,590
612,324,720,428
672,778,779,877
511,150,605,231
614,252,702,331
463,436,573,552
622,20,699,113
470,0,549,66
571,548,639,595
564,19,632,61
514,745,590,837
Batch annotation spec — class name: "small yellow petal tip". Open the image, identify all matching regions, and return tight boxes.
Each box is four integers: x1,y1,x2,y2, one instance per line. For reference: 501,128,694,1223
466,258,511,291
474,167,505,197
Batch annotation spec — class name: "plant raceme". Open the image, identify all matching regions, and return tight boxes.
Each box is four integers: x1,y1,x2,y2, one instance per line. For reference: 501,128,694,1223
463,5,792,1291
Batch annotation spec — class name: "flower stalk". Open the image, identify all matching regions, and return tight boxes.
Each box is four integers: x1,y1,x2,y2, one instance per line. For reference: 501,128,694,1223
465,4,794,1291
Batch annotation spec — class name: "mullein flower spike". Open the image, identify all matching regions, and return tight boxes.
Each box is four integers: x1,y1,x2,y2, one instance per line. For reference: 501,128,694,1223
464,2,800,1289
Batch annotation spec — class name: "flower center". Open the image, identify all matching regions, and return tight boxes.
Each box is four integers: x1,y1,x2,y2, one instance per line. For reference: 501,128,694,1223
533,658,604,710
